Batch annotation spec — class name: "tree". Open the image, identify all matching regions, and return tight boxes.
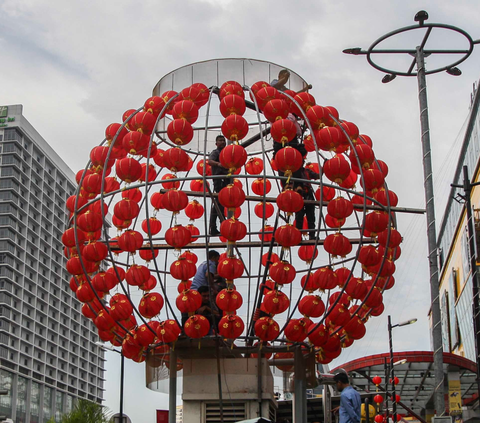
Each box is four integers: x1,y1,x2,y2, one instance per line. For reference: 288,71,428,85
47,399,112,423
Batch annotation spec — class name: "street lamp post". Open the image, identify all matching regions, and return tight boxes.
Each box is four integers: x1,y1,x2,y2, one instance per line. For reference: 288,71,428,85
388,317,417,423
343,11,479,416
96,342,125,423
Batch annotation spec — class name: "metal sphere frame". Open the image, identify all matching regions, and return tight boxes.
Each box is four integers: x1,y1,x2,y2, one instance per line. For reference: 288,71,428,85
66,58,414,423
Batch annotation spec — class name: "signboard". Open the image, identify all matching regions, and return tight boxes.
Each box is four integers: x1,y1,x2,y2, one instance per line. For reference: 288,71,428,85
448,379,462,415
0,106,15,128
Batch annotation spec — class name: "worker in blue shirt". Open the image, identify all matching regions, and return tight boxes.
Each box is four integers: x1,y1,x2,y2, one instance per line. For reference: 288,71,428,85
333,372,361,423
191,250,220,291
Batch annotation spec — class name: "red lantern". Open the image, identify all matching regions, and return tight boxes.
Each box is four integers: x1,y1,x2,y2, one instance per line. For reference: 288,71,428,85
364,211,389,235
161,173,180,190
91,272,118,293
251,178,272,195
298,245,318,264
165,225,192,249
277,190,304,214
271,119,297,145
245,157,264,175
220,94,246,117
110,299,133,321
308,323,329,347
184,315,210,339
105,123,128,145
190,179,209,192
315,186,336,202
216,289,243,312
125,264,151,286
139,292,164,319
62,228,86,248
294,92,315,113
141,217,162,235
377,228,402,248
170,258,197,281
323,155,351,184
176,290,202,313
259,225,274,242
219,144,248,171
299,295,325,317
162,147,190,172
134,324,156,348
128,111,156,135
327,197,354,219
275,224,302,248
167,119,194,146
274,146,303,175
217,257,244,280
345,278,368,300
162,189,189,213
269,260,296,285
372,376,382,385
374,189,398,207
218,315,244,339
118,230,143,253
374,416,384,423
221,115,249,142
358,245,381,267
172,100,199,124
314,267,338,290
254,317,279,341
219,81,244,99
263,99,289,123
114,199,140,221
262,290,290,315
185,200,204,220
254,202,274,219
285,318,310,342
325,215,346,229
306,105,328,129
314,127,343,152
156,320,182,344
349,144,375,169
300,274,320,293
361,169,385,193
218,184,246,209
374,395,384,404
220,218,247,242
324,233,352,257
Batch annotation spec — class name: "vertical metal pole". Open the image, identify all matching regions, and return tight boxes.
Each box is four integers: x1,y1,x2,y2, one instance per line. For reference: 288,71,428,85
415,45,446,416
294,346,307,423
461,166,480,396
169,349,177,423
384,358,390,423
388,316,397,423
365,397,371,423
120,351,124,423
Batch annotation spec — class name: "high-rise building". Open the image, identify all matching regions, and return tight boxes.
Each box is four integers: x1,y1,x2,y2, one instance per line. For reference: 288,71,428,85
436,79,480,362
0,105,105,422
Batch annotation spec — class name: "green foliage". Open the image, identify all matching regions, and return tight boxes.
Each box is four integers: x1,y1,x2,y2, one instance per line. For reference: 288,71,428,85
54,399,112,423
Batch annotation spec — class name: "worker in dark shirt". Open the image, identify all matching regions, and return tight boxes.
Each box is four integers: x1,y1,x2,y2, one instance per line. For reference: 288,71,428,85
287,156,319,240
207,135,232,236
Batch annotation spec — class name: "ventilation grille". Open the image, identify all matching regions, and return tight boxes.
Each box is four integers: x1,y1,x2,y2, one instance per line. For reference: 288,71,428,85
205,402,246,423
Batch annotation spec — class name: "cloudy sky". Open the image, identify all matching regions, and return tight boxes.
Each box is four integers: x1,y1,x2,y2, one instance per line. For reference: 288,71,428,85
2,0,480,421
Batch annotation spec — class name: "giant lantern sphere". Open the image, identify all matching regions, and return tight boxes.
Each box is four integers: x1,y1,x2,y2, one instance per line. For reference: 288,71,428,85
64,59,403,370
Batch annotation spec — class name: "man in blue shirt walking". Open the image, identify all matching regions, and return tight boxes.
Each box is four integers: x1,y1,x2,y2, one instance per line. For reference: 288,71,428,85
333,372,361,423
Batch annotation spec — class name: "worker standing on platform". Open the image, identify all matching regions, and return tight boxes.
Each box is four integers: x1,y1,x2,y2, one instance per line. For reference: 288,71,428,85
207,135,231,236
191,250,220,291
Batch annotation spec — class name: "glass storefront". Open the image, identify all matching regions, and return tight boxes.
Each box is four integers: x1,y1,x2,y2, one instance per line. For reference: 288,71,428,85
0,369,13,419
16,376,27,423
43,386,53,423
30,381,41,423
